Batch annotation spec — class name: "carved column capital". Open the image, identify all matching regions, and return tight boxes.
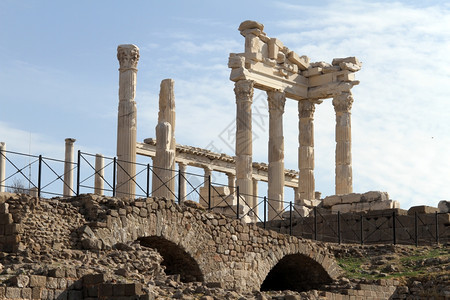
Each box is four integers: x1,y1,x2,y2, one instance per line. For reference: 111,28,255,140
234,80,254,103
117,44,140,70
333,92,354,113
298,100,316,118
267,90,286,113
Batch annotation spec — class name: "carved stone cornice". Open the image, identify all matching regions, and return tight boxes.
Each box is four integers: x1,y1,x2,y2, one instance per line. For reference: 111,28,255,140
333,92,354,113
267,90,286,113
234,80,254,103
117,44,140,70
298,100,316,119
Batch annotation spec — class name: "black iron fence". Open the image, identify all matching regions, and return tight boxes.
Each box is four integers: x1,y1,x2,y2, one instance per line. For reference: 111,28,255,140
0,149,448,245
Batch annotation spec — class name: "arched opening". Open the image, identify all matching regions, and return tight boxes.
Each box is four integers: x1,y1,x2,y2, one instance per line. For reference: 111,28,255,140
261,253,332,292
139,236,204,282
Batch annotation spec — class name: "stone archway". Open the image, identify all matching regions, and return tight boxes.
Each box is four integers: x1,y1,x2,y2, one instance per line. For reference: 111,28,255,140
260,253,332,292
139,236,204,282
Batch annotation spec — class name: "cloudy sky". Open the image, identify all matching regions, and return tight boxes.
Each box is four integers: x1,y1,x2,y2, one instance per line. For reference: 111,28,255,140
1,0,449,208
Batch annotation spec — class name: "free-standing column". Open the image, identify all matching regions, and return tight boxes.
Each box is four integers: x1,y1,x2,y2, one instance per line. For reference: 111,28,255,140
203,167,212,187
297,100,316,204
63,138,76,197
267,90,286,220
178,162,187,201
333,92,354,194
116,44,139,199
234,80,254,205
252,177,259,216
0,142,5,193
158,79,176,193
94,154,104,195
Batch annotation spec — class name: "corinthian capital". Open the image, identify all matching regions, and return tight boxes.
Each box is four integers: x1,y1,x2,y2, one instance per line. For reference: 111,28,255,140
298,100,316,118
267,90,286,113
234,80,254,103
117,44,140,70
333,92,354,113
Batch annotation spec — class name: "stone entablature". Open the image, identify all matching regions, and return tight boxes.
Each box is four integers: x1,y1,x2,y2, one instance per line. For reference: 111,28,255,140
137,139,299,188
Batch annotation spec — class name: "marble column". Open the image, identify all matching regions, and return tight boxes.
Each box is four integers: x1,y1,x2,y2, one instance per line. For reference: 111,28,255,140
203,167,212,187
0,142,5,193
178,162,187,201
227,173,236,191
63,138,76,197
267,90,286,220
234,80,254,205
252,177,259,216
158,79,176,193
297,100,316,204
152,122,175,199
116,44,139,199
333,92,354,195
94,154,104,195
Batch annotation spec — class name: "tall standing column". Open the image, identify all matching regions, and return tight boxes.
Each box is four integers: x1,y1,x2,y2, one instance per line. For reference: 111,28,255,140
267,90,286,220
157,79,176,193
94,154,104,195
116,44,139,199
333,92,354,194
178,162,187,201
234,80,254,205
297,100,316,204
252,177,259,216
63,138,76,197
0,142,5,193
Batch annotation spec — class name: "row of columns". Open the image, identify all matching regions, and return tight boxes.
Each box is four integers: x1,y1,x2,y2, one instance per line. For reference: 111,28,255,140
233,79,354,213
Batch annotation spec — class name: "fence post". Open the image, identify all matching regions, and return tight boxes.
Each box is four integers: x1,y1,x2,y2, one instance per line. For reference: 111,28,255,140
236,186,240,219
338,211,341,244
263,196,267,229
146,164,150,198
360,214,364,245
414,212,418,247
289,201,293,235
177,169,181,204
112,157,116,197
38,155,42,198
392,211,397,245
208,175,211,210
435,212,439,245
76,150,81,196
313,207,317,241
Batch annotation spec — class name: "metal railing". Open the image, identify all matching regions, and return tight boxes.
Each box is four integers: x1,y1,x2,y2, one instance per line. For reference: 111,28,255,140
0,149,448,246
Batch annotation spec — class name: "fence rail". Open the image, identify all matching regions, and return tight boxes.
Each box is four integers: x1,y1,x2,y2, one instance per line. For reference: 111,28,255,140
0,149,448,246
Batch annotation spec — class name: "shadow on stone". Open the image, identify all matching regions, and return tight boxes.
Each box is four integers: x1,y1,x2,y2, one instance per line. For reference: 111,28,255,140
260,253,332,292
139,236,204,283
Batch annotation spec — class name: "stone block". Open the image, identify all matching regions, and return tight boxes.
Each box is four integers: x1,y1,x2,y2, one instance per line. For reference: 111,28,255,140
438,200,450,213
331,203,352,214
362,191,389,202
322,195,342,208
46,277,58,289
6,287,21,299
21,287,32,299
31,287,43,299
124,283,143,296
0,287,4,299
341,193,362,204
30,275,47,287
353,202,371,212
408,205,439,215
11,274,29,287
0,213,13,225
54,289,67,300
48,267,66,278
284,205,311,218
98,283,113,297
0,202,8,213
370,200,400,211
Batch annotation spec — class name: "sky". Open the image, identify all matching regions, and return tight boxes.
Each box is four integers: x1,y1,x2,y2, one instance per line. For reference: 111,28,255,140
1,0,449,209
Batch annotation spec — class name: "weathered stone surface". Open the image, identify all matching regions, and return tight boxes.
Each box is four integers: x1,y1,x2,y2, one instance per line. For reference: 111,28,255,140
408,205,439,215
438,200,450,213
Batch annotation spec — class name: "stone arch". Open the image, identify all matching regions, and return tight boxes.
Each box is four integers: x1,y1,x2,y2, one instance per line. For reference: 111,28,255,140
260,253,333,292
139,236,204,282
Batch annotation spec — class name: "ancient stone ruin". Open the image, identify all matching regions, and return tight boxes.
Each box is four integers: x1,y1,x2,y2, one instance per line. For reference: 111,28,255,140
0,20,449,300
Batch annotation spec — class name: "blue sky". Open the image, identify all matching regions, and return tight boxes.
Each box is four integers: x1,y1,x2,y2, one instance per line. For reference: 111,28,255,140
1,0,449,208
